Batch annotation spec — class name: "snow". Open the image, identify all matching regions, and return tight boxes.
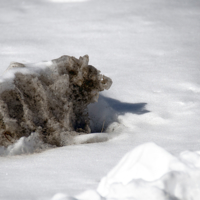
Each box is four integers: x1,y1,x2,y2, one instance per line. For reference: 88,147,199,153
0,0,200,199
50,143,200,200
96,143,200,200
0,133,51,156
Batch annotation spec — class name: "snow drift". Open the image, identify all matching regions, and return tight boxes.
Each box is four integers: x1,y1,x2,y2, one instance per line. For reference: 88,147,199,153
96,143,200,200
0,55,112,147
51,143,200,200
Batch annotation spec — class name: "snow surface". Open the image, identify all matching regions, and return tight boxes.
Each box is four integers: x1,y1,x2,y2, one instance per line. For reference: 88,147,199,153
49,143,200,200
0,0,200,199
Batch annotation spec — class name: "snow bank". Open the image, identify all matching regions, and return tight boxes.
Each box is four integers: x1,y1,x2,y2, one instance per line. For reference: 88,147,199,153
97,143,200,200
52,143,200,200
0,55,112,148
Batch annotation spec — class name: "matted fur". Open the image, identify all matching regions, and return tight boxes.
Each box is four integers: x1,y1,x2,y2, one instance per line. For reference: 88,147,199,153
0,55,112,147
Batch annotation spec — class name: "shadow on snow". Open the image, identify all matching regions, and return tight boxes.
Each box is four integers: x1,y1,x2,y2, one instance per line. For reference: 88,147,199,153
88,94,149,133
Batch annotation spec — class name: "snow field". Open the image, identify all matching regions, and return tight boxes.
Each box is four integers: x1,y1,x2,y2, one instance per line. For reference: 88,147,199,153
0,0,200,199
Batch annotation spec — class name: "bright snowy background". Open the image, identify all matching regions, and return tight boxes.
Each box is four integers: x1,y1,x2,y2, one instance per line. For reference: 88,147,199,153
0,0,200,199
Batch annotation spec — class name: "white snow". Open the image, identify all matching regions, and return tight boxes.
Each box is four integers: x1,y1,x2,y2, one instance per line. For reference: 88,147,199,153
51,143,200,200
49,0,88,2
0,60,53,93
0,0,200,199
96,143,200,200
0,133,51,156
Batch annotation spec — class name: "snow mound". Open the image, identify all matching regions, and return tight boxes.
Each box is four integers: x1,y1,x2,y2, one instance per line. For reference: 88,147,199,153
97,143,200,200
52,143,200,200
0,55,112,147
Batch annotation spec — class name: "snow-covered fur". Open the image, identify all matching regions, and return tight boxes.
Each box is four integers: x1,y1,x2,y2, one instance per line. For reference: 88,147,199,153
0,55,112,147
